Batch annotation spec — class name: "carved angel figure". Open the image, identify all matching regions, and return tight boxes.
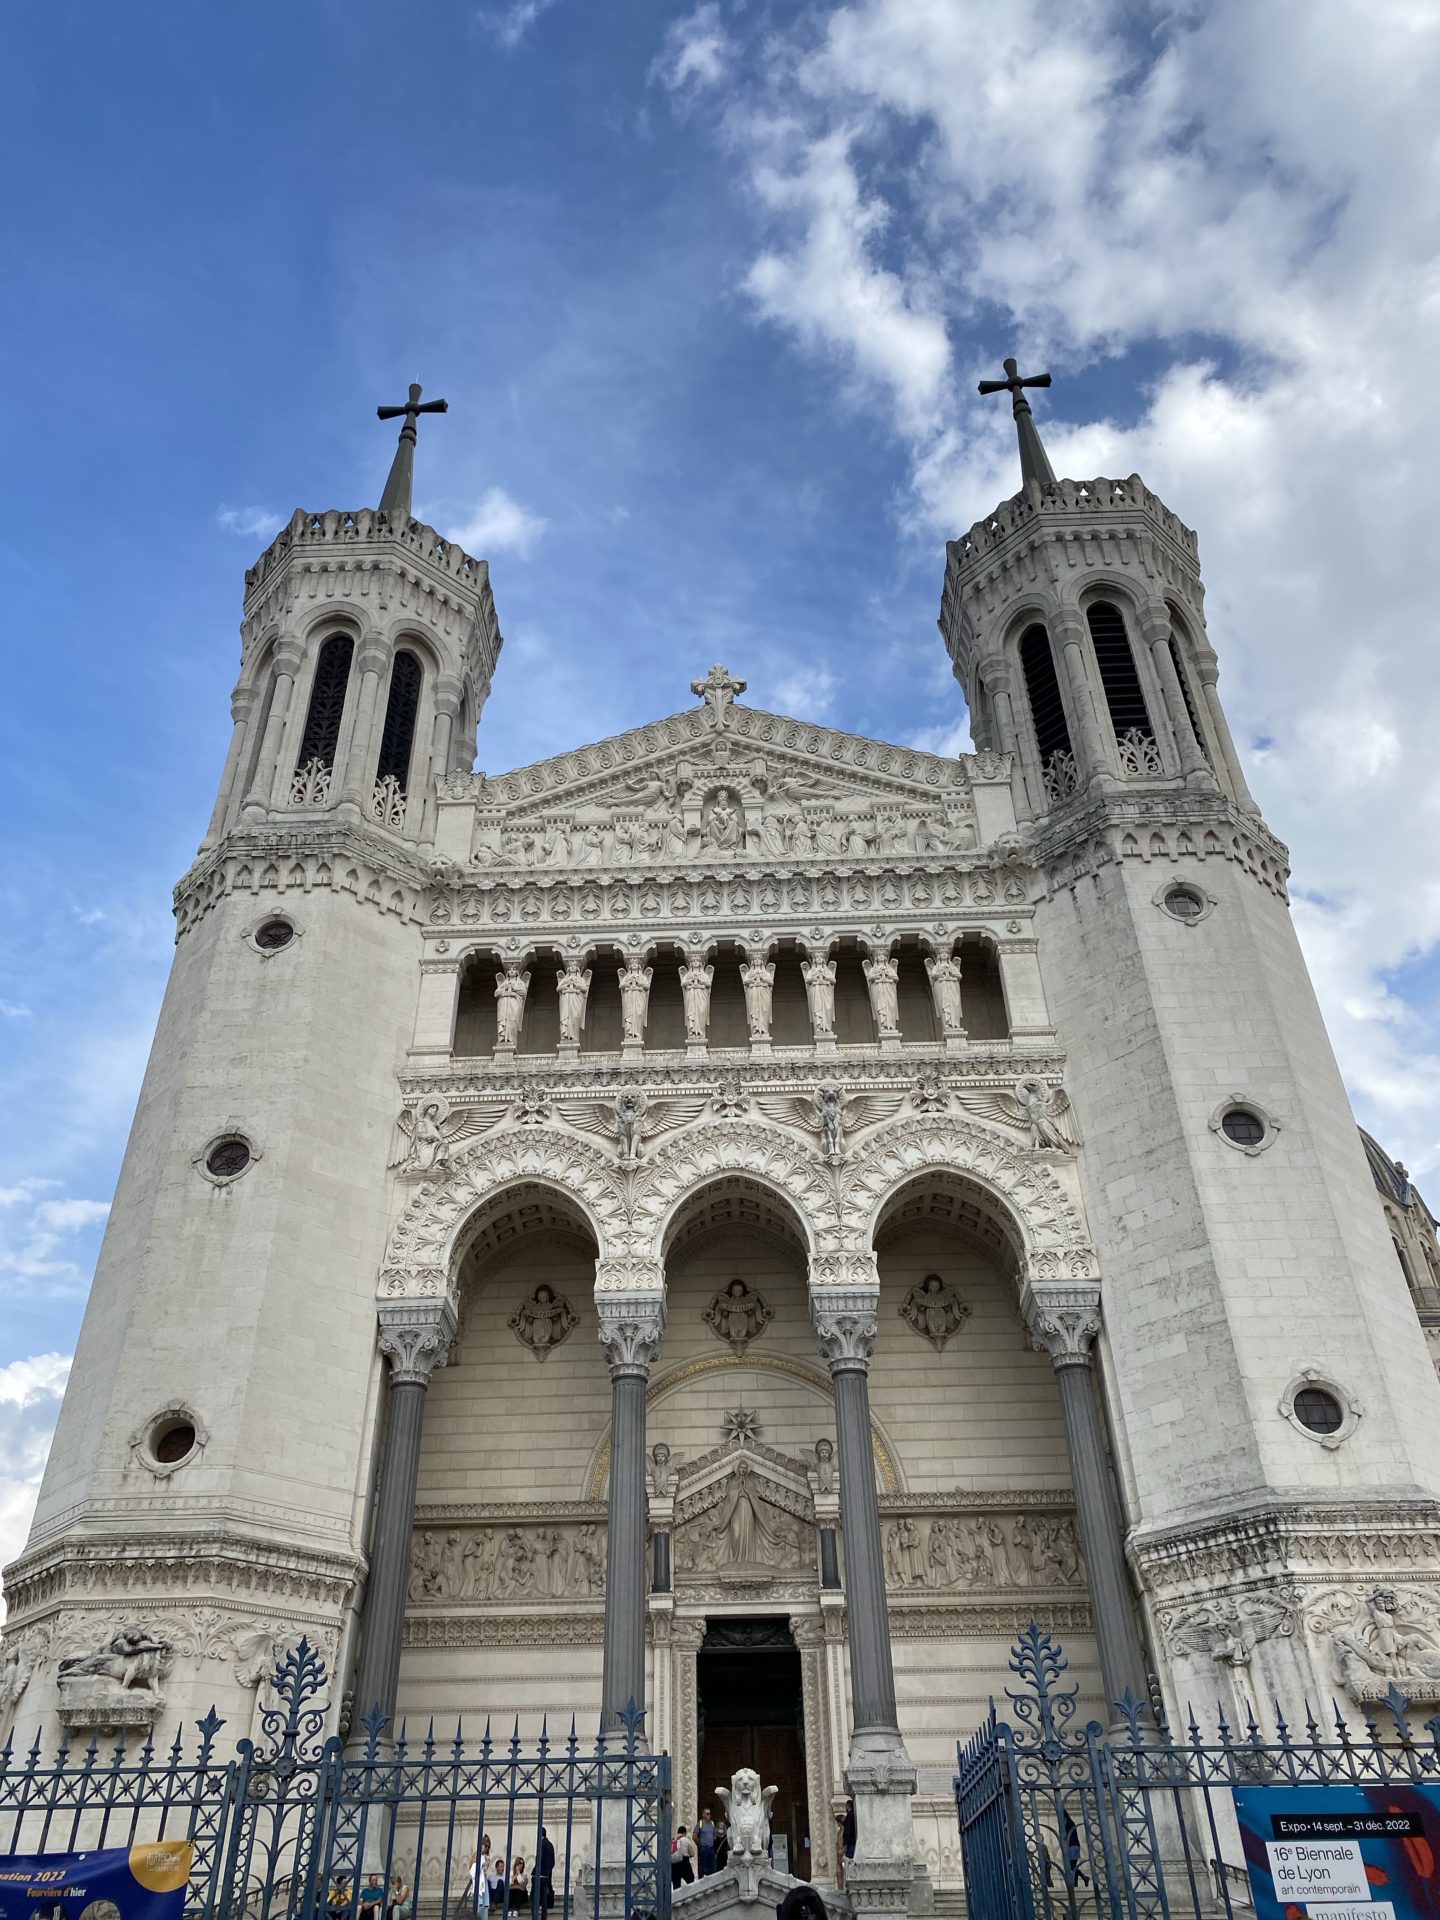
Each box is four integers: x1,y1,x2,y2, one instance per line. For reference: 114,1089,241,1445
862,954,901,1033
679,957,714,1041
556,963,592,1046
739,957,775,1039
618,962,653,1043
960,1079,1079,1152
494,966,531,1049
899,1273,970,1352
924,955,965,1037
756,1086,904,1164
510,1284,577,1359
569,1089,707,1166
704,1278,773,1354
799,955,836,1035
1168,1591,1298,1668
391,1097,501,1175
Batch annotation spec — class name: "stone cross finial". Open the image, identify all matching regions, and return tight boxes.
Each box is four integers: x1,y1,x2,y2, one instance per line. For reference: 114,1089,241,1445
977,356,1056,489
691,663,747,728
377,382,449,520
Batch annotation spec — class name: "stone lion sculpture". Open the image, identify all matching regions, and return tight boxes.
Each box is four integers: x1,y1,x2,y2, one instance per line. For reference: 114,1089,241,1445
716,1767,778,1900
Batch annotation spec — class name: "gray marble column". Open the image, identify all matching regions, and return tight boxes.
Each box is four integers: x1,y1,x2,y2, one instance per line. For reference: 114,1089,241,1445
598,1292,665,1733
811,1274,916,1906
1021,1282,1148,1713
350,1300,457,1736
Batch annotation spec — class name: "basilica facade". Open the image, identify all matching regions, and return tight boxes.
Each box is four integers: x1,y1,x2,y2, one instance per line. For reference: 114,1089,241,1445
6,393,1440,1915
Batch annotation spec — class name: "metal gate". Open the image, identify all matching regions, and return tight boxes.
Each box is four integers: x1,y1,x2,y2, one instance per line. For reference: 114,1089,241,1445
0,1639,671,1920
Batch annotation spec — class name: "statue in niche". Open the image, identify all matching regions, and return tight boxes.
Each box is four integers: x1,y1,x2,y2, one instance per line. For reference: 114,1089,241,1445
494,966,531,1048
739,956,775,1038
680,955,714,1041
800,955,836,1035
924,955,965,1037
707,789,743,851
899,1273,971,1352
704,1278,773,1355
862,954,901,1032
556,962,592,1045
510,1284,578,1359
618,961,652,1043
710,1460,792,1565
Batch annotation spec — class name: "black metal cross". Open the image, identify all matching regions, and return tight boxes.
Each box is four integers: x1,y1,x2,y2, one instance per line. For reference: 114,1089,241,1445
977,357,1056,488
376,382,448,518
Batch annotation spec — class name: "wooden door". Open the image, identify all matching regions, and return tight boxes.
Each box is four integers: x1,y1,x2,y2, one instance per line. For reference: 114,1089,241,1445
697,1723,810,1881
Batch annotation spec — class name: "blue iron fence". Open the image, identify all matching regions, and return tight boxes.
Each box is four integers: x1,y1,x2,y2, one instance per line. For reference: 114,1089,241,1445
957,1624,1440,1920
0,1641,671,1920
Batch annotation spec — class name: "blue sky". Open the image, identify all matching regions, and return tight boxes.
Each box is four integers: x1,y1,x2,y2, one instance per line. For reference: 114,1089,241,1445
3,0,1440,1570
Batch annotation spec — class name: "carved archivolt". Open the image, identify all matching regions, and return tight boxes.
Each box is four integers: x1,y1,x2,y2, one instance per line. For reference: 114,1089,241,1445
842,1117,1094,1270
381,1127,628,1294
634,1121,836,1257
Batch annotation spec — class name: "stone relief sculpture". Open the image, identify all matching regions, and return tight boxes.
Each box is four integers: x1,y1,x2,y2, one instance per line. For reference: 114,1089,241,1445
800,956,837,1038
883,1514,1083,1590
862,954,902,1034
679,955,714,1042
556,962,592,1046
960,1079,1080,1152
703,1278,773,1355
390,1096,501,1175
618,960,653,1044
0,1625,48,1724
674,1463,806,1574
509,1285,578,1359
409,1522,605,1603
739,956,775,1039
57,1625,175,1725
756,1086,905,1164
899,1273,971,1352
1163,1590,1299,1668
716,1767,778,1903
570,1089,708,1167
1310,1585,1440,1701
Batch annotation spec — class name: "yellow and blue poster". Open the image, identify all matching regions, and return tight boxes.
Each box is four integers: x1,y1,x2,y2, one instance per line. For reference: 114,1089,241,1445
1234,1786,1440,1920
0,1843,193,1920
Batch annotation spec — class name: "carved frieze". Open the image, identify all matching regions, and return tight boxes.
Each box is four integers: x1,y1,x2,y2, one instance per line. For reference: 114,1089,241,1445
1307,1584,1440,1704
408,1522,607,1603
883,1514,1084,1592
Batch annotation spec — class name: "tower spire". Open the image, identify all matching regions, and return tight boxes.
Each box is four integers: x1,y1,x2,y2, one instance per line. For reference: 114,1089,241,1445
977,356,1055,489
376,382,449,519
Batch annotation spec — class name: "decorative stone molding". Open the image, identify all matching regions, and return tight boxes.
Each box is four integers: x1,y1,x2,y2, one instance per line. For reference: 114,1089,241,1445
596,1293,666,1379
810,1250,881,1289
886,1600,1093,1638
1020,1282,1102,1368
1129,1497,1440,1592
377,1299,458,1386
595,1255,666,1293
174,821,432,937
403,1613,607,1650
633,1120,832,1255
1030,802,1290,904
1,1534,359,1622
812,1287,880,1372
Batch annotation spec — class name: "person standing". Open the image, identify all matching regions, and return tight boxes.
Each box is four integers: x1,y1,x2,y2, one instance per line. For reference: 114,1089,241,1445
536,1830,555,1914
670,1827,696,1890
694,1809,717,1879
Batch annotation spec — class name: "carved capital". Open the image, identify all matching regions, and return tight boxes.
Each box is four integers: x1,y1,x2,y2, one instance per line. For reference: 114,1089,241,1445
595,1255,667,1293
811,1285,880,1372
1020,1282,1101,1368
597,1291,666,1379
377,1298,458,1386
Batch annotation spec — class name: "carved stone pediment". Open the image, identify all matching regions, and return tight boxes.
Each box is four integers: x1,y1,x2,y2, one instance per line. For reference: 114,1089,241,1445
450,691,982,875
671,1440,816,1581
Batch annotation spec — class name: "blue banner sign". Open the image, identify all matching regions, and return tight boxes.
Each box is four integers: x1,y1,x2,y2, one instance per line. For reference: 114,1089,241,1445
0,1844,193,1920
1234,1785,1440,1920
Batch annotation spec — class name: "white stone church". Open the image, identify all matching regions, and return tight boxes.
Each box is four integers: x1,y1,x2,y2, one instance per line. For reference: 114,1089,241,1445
6,375,1440,1909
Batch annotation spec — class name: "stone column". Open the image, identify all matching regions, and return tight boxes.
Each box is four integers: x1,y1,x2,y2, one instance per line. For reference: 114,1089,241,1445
1138,604,1212,786
202,687,256,849
981,663,1035,824
1021,1282,1148,1714
337,638,389,820
421,677,464,841
1052,611,1112,785
241,640,304,821
811,1272,917,1914
349,1299,457,1737
598,1290,665,1732
1194,646,1261,815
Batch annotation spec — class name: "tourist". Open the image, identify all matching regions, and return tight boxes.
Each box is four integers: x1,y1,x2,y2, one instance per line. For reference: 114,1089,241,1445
536,1829,556,1913
359,1874,386,1915
670,1826,696,1889
387,1873,411,1920
695,1809,717,1878
508,1857,529,1913
486,1859,508,1915
839,1799,856,1889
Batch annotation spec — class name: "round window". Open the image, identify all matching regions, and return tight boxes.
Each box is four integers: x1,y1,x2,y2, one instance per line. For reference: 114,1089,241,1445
255,918,295,951
1292,1387,1344,1435
1163,886,1204,920
1220,1108,1266,1147
205,1137,251,1179
152,1419,197,1464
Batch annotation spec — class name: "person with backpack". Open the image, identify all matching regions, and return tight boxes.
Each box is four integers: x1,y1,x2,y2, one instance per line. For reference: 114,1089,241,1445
694,1810,717,1879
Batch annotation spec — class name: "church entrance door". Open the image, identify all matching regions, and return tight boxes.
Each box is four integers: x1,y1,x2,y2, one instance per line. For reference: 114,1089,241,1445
696,1618,809,1882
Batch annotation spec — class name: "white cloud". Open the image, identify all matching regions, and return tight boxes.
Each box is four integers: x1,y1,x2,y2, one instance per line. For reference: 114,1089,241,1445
769,664,839,721
659,0,1440,1174
449,486,550,558
0,1352,71,1614
908,717,973,758
476,0,559,50
0,1000,31,1019
651,4,732,93
216,505,283,540
0,1189,110,1290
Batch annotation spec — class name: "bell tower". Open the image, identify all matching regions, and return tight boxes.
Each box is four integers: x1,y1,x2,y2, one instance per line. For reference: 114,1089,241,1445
4,390,503,1736
940,363,1440,1716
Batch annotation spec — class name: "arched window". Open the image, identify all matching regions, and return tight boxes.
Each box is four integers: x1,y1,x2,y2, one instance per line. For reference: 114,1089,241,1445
291,633,354,804
372,649,423,825
1018,624,1077,803
1086,602,1160,776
